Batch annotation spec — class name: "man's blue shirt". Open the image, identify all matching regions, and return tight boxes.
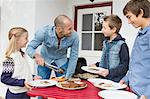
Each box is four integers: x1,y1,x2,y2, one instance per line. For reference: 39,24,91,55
26,25,79,78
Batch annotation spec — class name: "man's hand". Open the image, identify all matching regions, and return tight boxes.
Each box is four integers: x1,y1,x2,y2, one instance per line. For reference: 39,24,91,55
33,76,42,80
34,53,44,66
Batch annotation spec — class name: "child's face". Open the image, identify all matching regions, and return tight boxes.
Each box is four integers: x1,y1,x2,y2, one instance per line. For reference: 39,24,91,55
125,11,143,28
16,32,28,49
102,21,115,37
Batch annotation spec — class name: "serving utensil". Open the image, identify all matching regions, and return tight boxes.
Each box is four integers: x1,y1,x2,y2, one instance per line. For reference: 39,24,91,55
44,62,64,74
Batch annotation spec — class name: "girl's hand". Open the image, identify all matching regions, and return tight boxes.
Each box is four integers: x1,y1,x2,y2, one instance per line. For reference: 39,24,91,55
24,81,32,89
33,76,42,80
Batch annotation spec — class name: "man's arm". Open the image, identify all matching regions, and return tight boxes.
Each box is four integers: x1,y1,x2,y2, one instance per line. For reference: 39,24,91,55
65,33,79,78
26,28,45,58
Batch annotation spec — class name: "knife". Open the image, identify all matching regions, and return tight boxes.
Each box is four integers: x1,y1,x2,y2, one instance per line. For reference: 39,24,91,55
44,62,64,74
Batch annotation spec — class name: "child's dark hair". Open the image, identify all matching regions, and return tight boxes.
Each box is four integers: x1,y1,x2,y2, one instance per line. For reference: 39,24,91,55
123,0,150,18
103,15,122,34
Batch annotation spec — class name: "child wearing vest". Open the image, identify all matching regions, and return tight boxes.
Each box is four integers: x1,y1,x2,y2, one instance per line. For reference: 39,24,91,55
90,15,129,82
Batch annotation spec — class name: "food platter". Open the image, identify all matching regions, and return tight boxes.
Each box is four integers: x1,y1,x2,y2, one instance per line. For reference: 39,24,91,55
98,90,138,99
81,66,105,74
29,80,57,87
56,81,87,90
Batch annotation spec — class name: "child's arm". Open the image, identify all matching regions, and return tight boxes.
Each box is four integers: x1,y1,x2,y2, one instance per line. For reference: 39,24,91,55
1,58,25,87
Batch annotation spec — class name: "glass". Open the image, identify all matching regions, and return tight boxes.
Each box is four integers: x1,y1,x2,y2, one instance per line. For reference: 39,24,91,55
94,33,104,50
82,33,92,50
82,14,93,31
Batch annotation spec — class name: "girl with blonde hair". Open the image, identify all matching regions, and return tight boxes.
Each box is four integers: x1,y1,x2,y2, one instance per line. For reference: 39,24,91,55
1,27,33,99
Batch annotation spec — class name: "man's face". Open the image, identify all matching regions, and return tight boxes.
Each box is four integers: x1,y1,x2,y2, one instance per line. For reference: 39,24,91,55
61,21,73,37
125,11,143,28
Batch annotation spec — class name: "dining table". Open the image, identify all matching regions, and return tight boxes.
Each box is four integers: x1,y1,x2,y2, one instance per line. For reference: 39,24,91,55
27,80,102,99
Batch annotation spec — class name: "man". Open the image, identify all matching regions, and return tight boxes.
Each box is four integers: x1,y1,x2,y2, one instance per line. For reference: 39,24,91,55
119,0,150,99
26,15,79,79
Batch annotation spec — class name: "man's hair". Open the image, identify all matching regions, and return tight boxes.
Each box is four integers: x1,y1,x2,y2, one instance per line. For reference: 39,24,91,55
123,0,150,18
103,15,122,34
54,15,72,27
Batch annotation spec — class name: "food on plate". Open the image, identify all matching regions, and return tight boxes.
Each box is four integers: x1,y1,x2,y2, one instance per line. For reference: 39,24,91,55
51,77,66,82
74,73,99,79
69,78,81,82
60,81,86,88
75,81,86,87
98,82,113,87
88,67,99,71
40,80,50,85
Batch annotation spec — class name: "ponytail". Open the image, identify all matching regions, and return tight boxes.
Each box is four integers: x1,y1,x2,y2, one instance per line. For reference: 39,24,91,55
5,35,16,58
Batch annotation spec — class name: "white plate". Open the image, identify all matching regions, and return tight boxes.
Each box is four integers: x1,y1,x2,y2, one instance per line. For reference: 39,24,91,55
88,78,114,84
94,82,127,90
98,90,138,99
88,78,127,90
56,82,87,90
81,66,105,74
29,80,57,87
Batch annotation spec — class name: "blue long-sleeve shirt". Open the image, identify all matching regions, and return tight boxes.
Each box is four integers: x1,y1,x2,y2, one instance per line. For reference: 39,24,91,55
122,24,150,98
26,25,79,78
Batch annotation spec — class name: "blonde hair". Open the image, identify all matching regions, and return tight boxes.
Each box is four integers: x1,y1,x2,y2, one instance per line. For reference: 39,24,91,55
5,27,28,58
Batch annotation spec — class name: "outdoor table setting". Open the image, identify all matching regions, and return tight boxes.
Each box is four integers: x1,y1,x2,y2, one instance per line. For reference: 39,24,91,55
27,65,138,99
27,79,101,99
